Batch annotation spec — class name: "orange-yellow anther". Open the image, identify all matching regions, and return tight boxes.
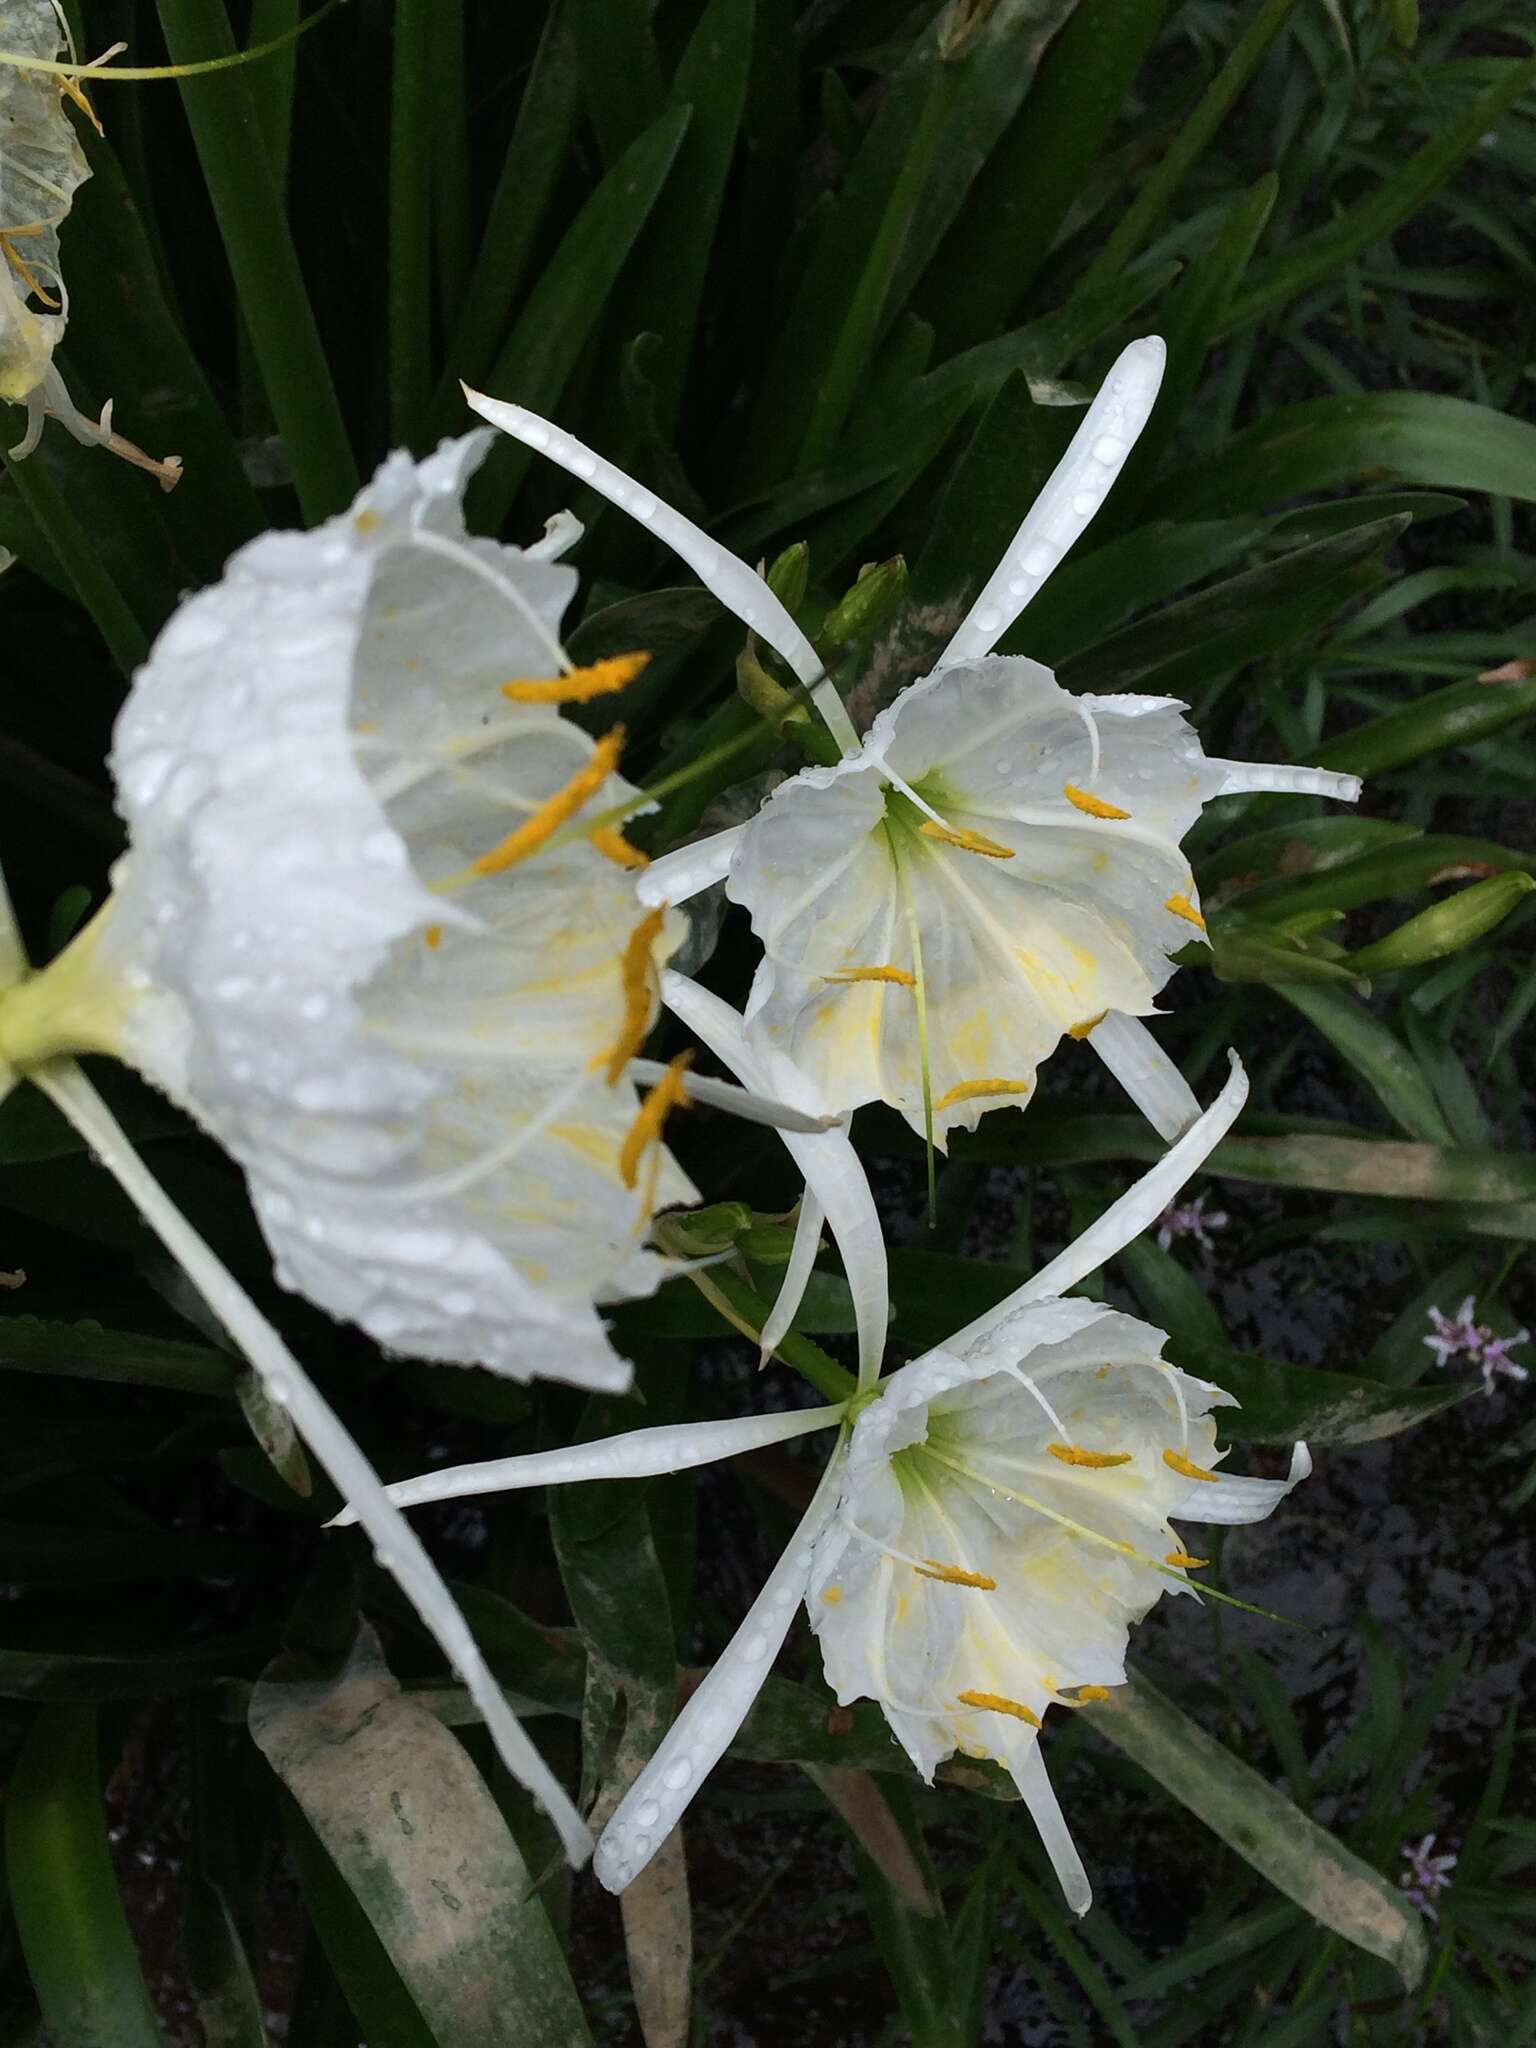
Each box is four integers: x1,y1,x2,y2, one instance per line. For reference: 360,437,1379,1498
502,651,650,704
1165,892,1206,931
920,819,1015,859
1075,1684,1112,1702
1165,1550,1209,1569
1163,1448,1219,1482
957,1690,1042,1728
619,1052,692,1190
932,1078,1031,1114
423,924,443,951
589,823,650,871
1,235,59,309
1064,783,1130,820
472,728,624,876
1067,1012,1107,1041
1048,1443,1133,1469
603,903,669,1085
825,964,916,987
914,1560,997,1590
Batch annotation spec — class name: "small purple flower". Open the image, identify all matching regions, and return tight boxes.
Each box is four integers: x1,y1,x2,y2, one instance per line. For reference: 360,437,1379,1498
1155,1191,1228,1253
1399,1833,1457,1919
1424,1296,1529,1394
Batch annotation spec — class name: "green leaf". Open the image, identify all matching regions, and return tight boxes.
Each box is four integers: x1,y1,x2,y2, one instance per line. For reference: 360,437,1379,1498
388,0,438,447
567,0,665,164
0,1627,274,1702
0,1315,234,1396
468,104,693,529
5,1704,164,2048
1084,1670,1427,1986
1172,1344,1471,1445
842,1780,962,2047
250,1627,590,2047
1314,672,1536,777
1160,393,1536,522
1277,984,1454,1142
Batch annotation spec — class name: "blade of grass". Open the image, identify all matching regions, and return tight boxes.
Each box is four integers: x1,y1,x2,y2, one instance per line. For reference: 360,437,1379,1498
567,0,664,163
156,0,360,521
0,452,148,673
388,0,437,448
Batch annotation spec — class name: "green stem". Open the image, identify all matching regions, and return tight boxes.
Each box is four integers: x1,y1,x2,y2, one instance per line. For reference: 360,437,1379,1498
388,0,435,448
1,453,148,674
1077,0,1303,297
156,0,359,522
686,1266,858,1404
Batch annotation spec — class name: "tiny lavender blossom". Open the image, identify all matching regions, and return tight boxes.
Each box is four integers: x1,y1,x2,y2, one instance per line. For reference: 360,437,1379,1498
1425,1296,1530,1393
1155,1191,1228,1253
1400,1834,1457,1919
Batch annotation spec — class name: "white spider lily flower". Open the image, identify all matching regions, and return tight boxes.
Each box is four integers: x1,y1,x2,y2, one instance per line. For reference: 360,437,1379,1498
349,1053,1309,1911
0,431,739,1394
0,2,179,482
467,343,1360,1150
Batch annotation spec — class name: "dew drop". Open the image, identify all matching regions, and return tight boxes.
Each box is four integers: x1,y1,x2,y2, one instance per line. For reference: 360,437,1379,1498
523,423,550,449
631,1831,652,1858
632,492,657,520
741,1632,770,1661
1072,490,1098,515
267,1374,292,1408
1092,435,1125,466
635,1799,661,1828
663,1758,692,1791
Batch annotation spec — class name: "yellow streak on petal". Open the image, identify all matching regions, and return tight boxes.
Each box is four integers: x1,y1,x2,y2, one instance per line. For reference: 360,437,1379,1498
589,823,650,871
1163,1448,1219,1483
501,651,650,704
824,964,916,987
1067,1011,1107,1041
957,1690,1042,1729
472,727,625,875
423,924,443,951
1064,783,1130,820
619,1050,692,1190
1048,1443,1133,1469
1165,892,1207,931
602,903,669,1085
821,1585,843,1605
919,819,1015,859
932,1078,1031,1113
1165,1550,1210,1569
353,507,380,535
914,1560,997,1590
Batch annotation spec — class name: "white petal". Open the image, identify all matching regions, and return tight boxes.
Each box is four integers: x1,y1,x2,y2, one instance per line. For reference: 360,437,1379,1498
939,338,1166,667
758,1190,826,1363
629,1058,834,1134
594,1441,849,1892
1015,1742,1093,1916
328,1404,845,1525
1175,1442,1313,1526
952,1052,1248,1348
463,388,859,755
1212,761,1362,804
636,826,746,908
1088,1012,1202,1141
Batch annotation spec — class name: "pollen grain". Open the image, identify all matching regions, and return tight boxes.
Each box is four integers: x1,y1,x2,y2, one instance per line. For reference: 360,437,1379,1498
502,651,649,704
423,924,443,951
472,728,624,876
1063,783,1130,820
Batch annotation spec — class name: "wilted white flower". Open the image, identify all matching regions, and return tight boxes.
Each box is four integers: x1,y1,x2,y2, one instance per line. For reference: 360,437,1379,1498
349,1054,1309,1912
0,432,714,1393
468,342,1360,1155
0,2,178,482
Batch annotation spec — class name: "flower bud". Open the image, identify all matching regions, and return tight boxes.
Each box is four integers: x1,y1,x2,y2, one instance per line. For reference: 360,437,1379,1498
1347,871,1534,974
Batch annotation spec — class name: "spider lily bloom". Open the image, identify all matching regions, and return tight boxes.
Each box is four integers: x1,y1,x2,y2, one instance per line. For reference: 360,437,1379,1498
0,4,179,483
0,430,840,1395
467,347,1360,1155
345,1054,1309,1912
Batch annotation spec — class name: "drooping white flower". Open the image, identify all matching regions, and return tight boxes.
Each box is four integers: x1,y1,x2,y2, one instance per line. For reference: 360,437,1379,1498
0,4,179,482
467,344,1361,1155
348,1053,1308,1912
0,431,727,1393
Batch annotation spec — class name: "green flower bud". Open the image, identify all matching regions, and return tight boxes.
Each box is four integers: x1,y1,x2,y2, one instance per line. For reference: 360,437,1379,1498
1347,871,1534,974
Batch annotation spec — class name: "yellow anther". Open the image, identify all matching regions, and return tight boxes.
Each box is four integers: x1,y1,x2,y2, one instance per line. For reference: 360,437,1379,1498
589,823,650,871
825,964,916,987
1075,1684,1112,1702
602,903,669,1085
932,1078,1031,1113
472,728,625,876
1165,892,1207,931
1067,1012,1107,1041
1063,783,1130,820
914,1560,997,1590
1165,1550,1210,1569
1163,1448,1219,1483
957,1690,1042,1729
502,651,650,704
2,235,59,309
619,1051,692,1189
919,819,1015,859
1048,1443,1133,1469
423,923,443,951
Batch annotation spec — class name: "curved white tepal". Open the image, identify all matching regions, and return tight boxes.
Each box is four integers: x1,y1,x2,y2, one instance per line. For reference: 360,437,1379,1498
939,336,1167,669
463,387,860,756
